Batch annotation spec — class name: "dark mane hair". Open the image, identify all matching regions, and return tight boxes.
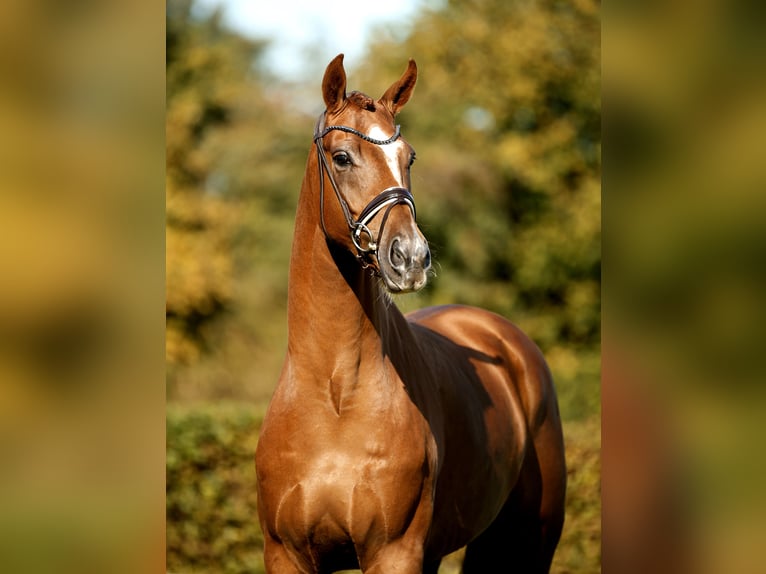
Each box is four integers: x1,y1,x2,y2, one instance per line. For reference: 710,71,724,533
348,90,376,112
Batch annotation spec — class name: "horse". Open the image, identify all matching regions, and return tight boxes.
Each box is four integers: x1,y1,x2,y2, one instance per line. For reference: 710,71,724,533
255,54,567,574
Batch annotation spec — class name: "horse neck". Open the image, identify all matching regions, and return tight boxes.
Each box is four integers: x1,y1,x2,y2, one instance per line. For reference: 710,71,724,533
285,168,402,385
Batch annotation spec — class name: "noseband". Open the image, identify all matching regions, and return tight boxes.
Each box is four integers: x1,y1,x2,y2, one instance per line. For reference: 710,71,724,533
313,112,416,268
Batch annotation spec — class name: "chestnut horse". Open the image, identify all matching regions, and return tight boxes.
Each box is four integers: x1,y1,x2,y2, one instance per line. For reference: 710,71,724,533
255,55,566,574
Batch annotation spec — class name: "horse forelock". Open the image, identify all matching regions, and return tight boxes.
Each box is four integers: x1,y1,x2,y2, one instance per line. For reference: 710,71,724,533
347,91,376,112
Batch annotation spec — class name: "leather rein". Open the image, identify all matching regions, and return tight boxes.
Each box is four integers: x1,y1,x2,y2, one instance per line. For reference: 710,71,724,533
313,111,416,268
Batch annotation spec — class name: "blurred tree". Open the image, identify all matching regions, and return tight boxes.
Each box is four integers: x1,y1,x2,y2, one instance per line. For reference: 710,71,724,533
166,0,265,367
166,0,310,400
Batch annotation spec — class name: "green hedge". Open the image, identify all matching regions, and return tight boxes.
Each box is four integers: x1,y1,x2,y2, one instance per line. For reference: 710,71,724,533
554,418,602,574
167,404,599,574
167,404,265,574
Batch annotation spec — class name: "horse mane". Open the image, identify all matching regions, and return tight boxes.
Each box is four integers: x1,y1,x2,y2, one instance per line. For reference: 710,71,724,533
348,90,376,112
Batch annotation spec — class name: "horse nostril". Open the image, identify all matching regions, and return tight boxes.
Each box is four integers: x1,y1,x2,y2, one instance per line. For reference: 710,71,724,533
390,239,406,269
423,248,431,270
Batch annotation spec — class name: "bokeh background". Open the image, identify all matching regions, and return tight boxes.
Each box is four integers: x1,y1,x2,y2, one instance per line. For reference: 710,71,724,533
1,1,164,573
2,0,765,573
603,1,766,572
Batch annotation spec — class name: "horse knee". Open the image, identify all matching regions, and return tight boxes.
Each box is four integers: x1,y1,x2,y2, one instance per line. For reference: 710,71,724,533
361,541,425,574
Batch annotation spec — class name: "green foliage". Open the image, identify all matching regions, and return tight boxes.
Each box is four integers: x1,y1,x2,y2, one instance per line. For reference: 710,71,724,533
166,405,599,574
554,418,602,573
166,0,304,396
166,404,265,574
166,0,258,366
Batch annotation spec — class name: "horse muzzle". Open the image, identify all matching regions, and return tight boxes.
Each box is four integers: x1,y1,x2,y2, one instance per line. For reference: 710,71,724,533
379,228,431,293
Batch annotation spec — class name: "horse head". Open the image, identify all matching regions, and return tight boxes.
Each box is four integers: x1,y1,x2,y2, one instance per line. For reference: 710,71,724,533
314,54,431,293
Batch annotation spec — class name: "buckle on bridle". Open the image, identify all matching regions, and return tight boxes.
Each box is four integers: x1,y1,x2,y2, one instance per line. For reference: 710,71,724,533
351,222,377,253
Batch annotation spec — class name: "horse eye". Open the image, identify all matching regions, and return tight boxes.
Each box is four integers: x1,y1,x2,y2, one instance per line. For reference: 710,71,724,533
333,152,352,167
408,152,417,167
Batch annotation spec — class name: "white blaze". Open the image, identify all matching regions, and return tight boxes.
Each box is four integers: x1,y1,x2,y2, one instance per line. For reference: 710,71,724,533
368,125,406,186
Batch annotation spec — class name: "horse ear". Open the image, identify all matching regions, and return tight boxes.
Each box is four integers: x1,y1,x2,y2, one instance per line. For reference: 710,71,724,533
379,59,418,116
322,54,347,113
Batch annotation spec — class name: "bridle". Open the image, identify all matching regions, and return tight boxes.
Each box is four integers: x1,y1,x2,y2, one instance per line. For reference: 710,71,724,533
313,111,417,268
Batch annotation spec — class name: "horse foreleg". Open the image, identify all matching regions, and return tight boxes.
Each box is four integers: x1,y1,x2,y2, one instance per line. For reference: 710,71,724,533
364,549,440,574
261,533,307,574
361,538,426,574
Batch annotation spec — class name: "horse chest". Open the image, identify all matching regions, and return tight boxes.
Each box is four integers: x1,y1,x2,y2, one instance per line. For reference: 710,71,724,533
273,418,427,493
258,407,434,550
